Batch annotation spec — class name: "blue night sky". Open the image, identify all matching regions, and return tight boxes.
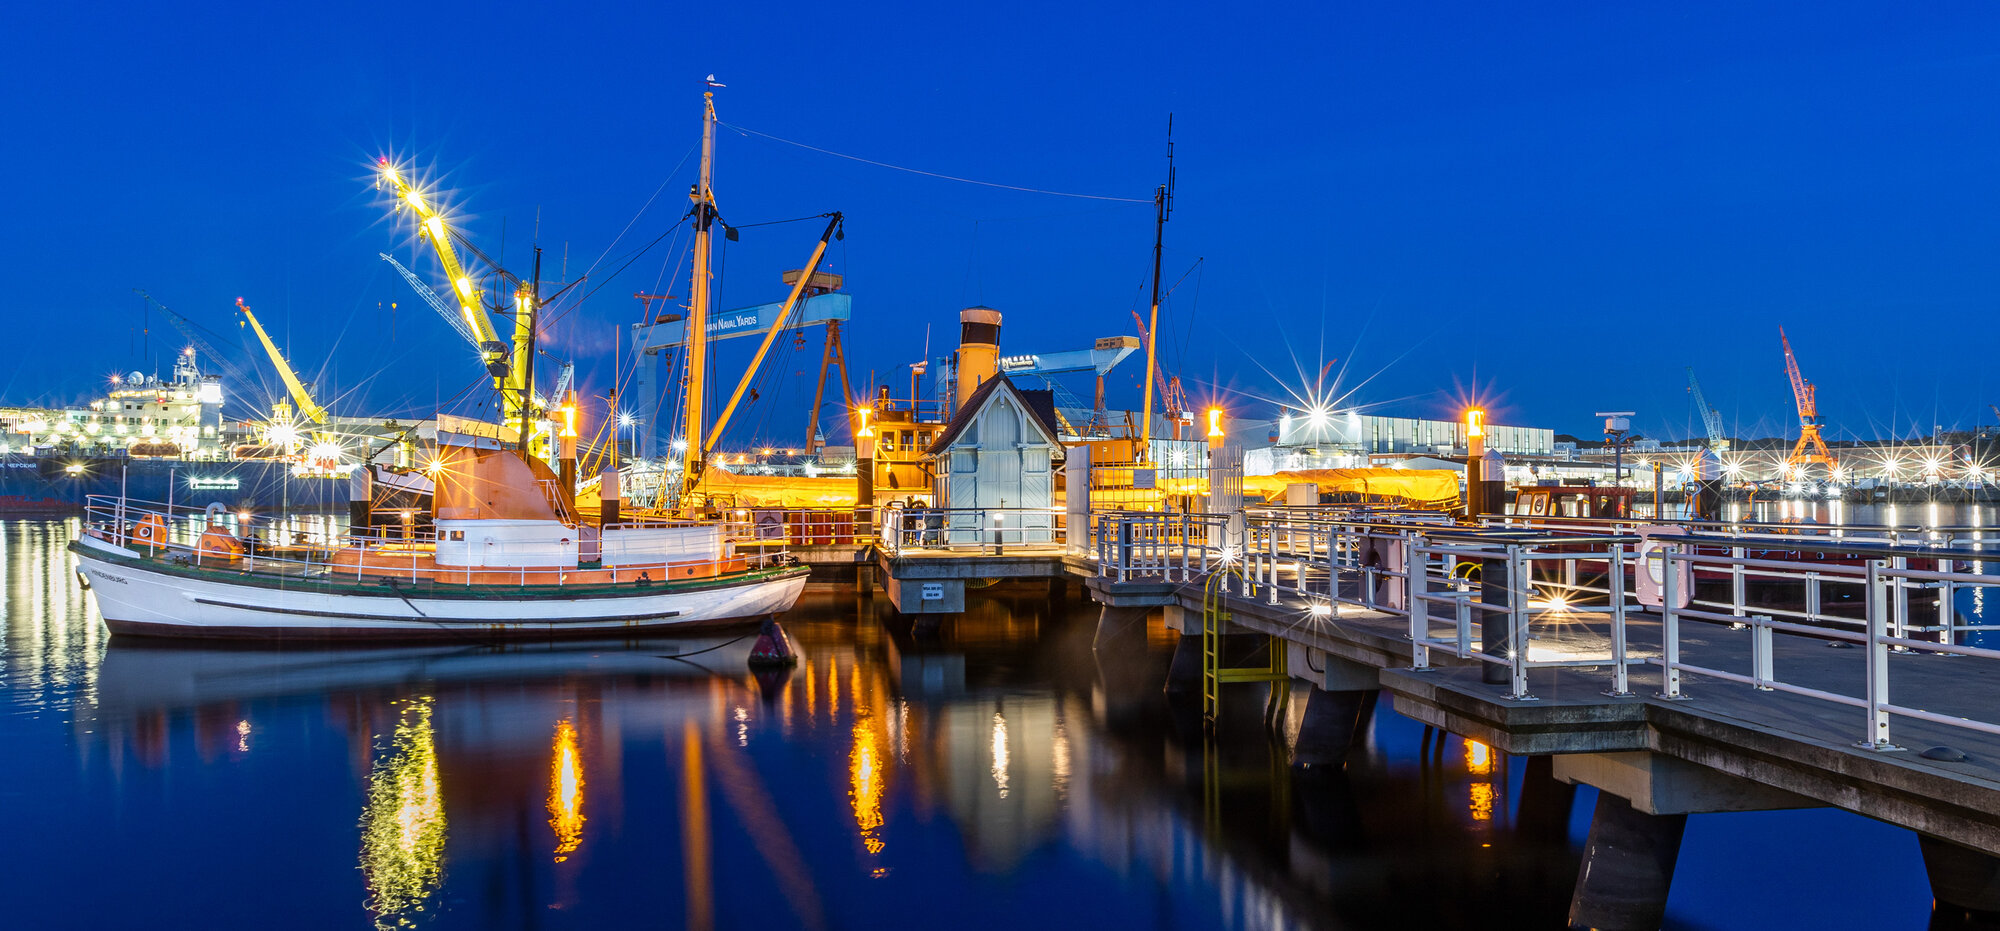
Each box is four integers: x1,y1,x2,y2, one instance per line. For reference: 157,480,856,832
5,2,1998,446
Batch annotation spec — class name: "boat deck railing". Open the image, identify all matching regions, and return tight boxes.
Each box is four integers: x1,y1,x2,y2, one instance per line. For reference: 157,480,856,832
1094,506,2000,751
81,495,796,588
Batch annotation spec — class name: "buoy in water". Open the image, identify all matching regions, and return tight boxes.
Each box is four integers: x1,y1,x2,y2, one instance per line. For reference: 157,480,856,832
746,617,798,667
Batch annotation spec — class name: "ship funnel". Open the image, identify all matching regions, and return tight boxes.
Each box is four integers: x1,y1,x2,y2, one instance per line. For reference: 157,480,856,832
956,306,1002,410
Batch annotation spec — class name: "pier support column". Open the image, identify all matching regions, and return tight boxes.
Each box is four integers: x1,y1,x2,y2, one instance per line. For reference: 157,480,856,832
1164,634,1203,696
1515,755,1577,845
1092,605,1150,652
1290,686,1367,768
1567,793,1686,931
1920,836,2000,919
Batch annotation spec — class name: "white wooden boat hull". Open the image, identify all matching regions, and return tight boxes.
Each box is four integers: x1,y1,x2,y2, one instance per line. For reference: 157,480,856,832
69,534,808,641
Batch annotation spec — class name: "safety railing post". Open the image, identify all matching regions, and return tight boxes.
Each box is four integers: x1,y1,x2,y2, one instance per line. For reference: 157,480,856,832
1325,527,1339,603
1606,543,1631,697
1408,537,1430,670
1507,545,1534,700
1751,616,1774,691
1890,555,1911,650
1267,523,1281,605
1860,559,1900,751
1658,545,1685,700
1730,545,1747,619
1939,564,1957,648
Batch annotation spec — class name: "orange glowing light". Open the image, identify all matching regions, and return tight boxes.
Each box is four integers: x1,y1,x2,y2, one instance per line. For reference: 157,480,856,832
548,719,585,861
1206,407,1225,439
1463,738,1493,776
1470,782,1495,821
1465,408,1485,439
850,720,886,855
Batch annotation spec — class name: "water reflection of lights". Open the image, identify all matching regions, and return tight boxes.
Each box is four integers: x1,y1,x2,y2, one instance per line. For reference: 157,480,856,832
14,521,106,705
236,719,252,754
849,721,885,855
360,698,445,929
1463,739,1493,776
1051,713,1071,802
734,706,750,748
990,712,1011,799
549,719,585,862
1469,782,1496,822
1464,739,1496,822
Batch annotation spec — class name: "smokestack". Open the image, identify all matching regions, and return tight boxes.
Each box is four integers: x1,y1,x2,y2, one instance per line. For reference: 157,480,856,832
955,306,1002,410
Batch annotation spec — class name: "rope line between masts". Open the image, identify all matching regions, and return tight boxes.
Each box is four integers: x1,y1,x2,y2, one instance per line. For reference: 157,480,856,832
718,121,1154,204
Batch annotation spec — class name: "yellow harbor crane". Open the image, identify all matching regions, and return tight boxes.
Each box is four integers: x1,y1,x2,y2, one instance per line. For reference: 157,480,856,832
237,297,326,425
374,158,542,442
236,298,343,467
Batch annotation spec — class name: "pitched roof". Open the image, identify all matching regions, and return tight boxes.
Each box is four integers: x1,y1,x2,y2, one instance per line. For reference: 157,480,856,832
925,375,1066,457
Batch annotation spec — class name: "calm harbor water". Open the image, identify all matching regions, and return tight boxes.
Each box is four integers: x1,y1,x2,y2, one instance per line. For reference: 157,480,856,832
0,519,1947,929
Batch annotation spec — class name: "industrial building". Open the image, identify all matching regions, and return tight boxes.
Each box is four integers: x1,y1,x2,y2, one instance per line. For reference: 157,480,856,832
1242,407,1555,475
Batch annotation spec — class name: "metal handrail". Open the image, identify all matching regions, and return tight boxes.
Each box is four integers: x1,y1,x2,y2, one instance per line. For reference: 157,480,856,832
880,506,1068,556
1092,506,2000,749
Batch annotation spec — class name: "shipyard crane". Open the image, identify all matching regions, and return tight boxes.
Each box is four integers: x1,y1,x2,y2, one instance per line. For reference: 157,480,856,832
1780,327,1836,475
374,158,533,422
236,298,328,425
378,253,478,347
551,362,573,403
1685,367,1729,452
132,290,255,391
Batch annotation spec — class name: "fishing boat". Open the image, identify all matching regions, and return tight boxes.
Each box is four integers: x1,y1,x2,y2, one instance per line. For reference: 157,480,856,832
67,84,815,640
68,443,807,639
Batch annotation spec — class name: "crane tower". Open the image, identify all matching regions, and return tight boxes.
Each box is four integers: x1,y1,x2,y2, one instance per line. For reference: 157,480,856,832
1780,328,1836,476
1685,367,1729,452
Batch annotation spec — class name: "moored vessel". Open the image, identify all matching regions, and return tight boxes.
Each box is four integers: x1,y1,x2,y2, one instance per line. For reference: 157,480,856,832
68,442,806,640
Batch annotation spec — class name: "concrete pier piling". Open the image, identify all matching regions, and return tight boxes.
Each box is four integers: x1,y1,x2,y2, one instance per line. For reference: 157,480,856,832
1165,633,1203,696
1092,605,1149,653
1567,794,1686,931
1291,686,1369,768
1921,836,2000,919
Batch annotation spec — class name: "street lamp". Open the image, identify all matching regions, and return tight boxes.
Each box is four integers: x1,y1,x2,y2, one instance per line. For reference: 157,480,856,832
616,410,635,466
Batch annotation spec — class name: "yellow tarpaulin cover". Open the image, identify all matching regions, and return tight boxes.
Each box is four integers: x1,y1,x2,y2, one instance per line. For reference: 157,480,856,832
574,469,860,512
692,470,859,508
1242,468,1461,509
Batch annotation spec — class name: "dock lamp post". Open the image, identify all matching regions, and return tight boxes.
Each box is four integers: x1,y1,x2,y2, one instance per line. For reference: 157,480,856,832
616,411,635,467
1464,408,1486,520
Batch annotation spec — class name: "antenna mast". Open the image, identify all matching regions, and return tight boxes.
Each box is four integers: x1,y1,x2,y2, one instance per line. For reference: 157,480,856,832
1138,115,1175,461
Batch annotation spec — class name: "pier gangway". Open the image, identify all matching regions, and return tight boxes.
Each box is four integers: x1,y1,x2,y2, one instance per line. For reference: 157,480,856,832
1083,502,2000,922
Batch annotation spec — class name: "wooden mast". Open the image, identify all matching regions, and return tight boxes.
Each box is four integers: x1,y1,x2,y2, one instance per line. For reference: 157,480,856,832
682,90,720,504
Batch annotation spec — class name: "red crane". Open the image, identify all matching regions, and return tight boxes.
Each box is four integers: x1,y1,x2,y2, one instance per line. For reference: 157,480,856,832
1780,328,1837,476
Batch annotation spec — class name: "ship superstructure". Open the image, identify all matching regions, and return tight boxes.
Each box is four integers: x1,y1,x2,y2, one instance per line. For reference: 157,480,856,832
1,349,231,459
